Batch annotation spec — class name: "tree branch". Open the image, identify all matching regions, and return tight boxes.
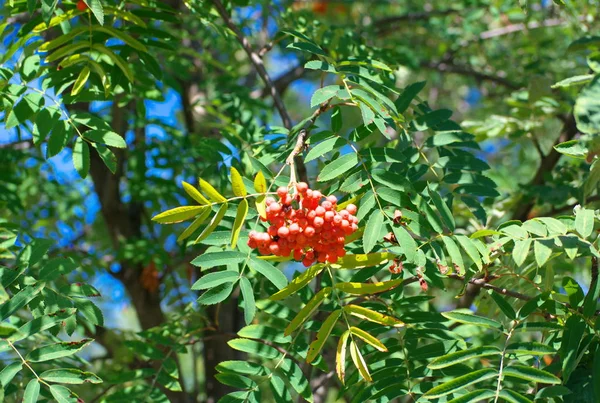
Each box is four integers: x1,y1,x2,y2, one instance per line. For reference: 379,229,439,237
421,60,520,90
512,113,578,221
374,9,461,35
211,0,292,129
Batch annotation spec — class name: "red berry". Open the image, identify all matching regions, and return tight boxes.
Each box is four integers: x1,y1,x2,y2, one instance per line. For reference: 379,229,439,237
296,182,308,193
76,0,88,11
346,204,357,215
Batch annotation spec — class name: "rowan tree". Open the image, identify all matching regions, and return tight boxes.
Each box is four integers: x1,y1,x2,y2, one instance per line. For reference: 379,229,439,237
1,1,599,402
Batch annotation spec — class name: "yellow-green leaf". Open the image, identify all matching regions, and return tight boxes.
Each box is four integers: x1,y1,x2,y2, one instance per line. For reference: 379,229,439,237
423,368,498,399
349,340,372,382
195,203,228,243
306,309,342,363
254,171,267,193
285,287,331,336
38,27,87,52
333,252,393,269
334,279,402,295
104,6,147,26
182,181,209,205
336,330,350,384
255,195,267,219
71,66,90,96
152,206,205,224
230,167,247,197
33,9,84,31
270,264,326,301
343,305,404,327
428,346,501,370
231,200,248,248
177,206,211,242
199,178,227,203
349,327,387,352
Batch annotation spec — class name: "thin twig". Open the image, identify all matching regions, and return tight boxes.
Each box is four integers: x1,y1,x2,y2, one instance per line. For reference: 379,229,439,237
211,0,292,129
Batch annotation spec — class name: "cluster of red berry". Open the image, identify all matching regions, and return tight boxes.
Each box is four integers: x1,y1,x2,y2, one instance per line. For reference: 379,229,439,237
248,183,358,267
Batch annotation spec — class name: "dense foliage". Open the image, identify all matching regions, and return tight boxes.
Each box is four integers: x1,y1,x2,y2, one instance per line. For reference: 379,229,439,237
1,0,600,402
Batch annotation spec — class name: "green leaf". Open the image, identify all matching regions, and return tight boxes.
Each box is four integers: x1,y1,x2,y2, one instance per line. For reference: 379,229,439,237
422,368,498,399
429,188,455,231
216,360,267,376
83,129,126,148
0,283,44,321
152,206,206,224
455,234,482,271
84,0,104,25
195,203,228,243
11,310,75,341
574,76,600,134
317,153,358,182
216,373,256,389
447,390,496,403
73,299,104,326
512,238,532,267
441,311,503,330
231,199,248,248
191,271,239,290
305,60,336,73
197,282,234,305
92,44,133,82
41,368,102,384
306,309,342,363
91,143,117,173
279,358,313,402
533,239,553,267
363,211,384,254
49,385,79,403
594,344,600,402
392,226,417,263
331,106,342,132
238,325,291,343
228,338,279,359
489,291,516,320
552,74,594,88
574,205,595,238
305,136,344,162
23,379,40,403
191,251,246,269
285,287,331,336
503,365,561,384
72,137,90,178
287,41,327,57
498,390,533,403
349,340,372,382
442,236,464,274
93,26,148,52
428,346,501,369
40,257,77,281
395,81,426,113
239,277,256,325
0,362,23,387
310,85,340,107
27,339,93,362
561,315,585,382
583,273,600,317
21,55,41,81
248,257,288,290
506,341,556,355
